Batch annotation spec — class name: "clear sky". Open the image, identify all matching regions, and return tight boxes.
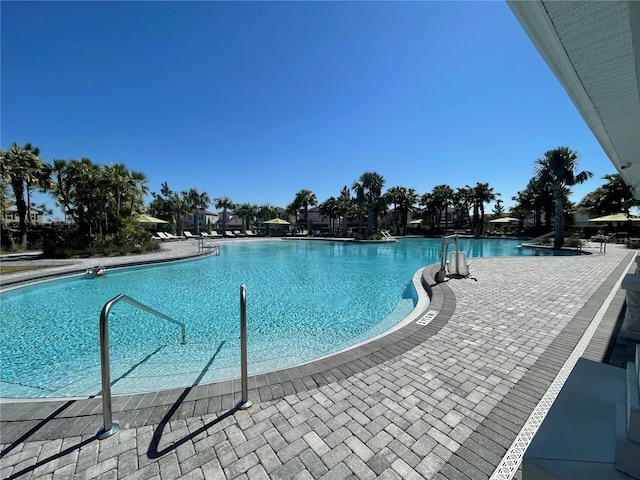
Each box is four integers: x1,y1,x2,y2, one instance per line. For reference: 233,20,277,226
2,1,615,220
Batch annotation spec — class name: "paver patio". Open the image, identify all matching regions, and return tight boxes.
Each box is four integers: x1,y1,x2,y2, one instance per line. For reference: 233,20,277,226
1,240,637,479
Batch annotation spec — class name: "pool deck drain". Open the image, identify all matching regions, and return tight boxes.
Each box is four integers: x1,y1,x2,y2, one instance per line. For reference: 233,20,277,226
1,240,638,480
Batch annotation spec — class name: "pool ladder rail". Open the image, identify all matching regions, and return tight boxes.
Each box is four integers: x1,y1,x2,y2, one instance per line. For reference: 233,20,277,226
98,294,186,440
97,286,253,440
197,237,220,254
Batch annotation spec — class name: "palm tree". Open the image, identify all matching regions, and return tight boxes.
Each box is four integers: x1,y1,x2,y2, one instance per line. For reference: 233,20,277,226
234,203,258,232
385,186,404,233
419,192,438,231
400,188,419,235
454,186,474,233
182,188,211,235
1,143,50,248
128,170,149,217
578,173,639,217
336,186,352,237
104,163,130,229
352,171,385,237
319,197,339,234
215,196,235,233
472,182,499,238
431,184,454,234
535,147,593,248
293,189,317,235
170,192,186,235
257,203,278,222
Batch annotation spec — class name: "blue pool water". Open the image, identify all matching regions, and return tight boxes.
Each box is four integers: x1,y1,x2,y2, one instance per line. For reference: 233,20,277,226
0,238,572,398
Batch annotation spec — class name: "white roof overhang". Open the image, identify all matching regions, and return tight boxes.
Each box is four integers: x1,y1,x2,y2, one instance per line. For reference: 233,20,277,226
507,1,640,196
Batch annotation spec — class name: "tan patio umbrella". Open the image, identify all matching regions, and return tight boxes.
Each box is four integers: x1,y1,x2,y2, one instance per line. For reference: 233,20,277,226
131,214,168,224
488,216,519,223
588,213,640,223
131,214,169,228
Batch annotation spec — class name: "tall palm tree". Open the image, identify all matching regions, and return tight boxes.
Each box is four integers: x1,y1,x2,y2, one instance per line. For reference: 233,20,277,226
431,184,454,234
319,197,339,234
183,188,211,235
215,196,235,233
454,186,474,233
234,203,258,232
1,143,50,248
128,170,149,217
400,188,419,235
472,182,499,238
352,171,385,237
170,192,186,235
293,189,317,235
336,186,352,237
257,203,278,222
104,163,130,229
385,186,404,233
535,147,593,248
419,192,437,231
578,173,639,217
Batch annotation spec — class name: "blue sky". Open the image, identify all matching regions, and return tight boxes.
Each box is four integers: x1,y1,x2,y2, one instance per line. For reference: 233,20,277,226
2,1,615,220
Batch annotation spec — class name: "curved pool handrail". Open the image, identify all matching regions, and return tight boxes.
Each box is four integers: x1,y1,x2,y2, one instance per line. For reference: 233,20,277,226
98,293,186,439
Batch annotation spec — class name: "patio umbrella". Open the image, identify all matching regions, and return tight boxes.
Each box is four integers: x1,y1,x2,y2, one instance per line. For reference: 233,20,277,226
588,213,640,222
263,218,290,225
488,217,519,223
131,214,169,225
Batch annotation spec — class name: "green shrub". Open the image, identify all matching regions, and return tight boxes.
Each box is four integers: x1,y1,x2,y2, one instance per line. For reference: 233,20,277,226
43,226,158,258
564,237,582,247
627,238,640,249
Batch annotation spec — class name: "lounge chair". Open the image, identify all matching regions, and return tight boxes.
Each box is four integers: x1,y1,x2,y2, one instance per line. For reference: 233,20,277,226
162,232,182,241
183,231,198,239
151,233,164,241
245,230,256,236
225,231,236,238
233,230,245,237
210,231,222,238
447,252,471,277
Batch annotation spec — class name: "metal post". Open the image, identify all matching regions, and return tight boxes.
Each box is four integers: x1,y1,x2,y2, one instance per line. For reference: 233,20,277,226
98,298,120,439
238,284,253,410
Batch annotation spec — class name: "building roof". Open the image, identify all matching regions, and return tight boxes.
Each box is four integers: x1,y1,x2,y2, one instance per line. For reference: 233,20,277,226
508,1,640,196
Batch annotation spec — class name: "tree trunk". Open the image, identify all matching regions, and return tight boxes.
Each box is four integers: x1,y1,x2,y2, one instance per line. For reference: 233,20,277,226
11,179,28,249
554,190,564,249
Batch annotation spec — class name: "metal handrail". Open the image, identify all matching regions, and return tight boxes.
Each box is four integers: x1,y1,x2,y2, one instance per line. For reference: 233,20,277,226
198,237,220,254
98,294,186,439
238,284,253,410
435,234,460,282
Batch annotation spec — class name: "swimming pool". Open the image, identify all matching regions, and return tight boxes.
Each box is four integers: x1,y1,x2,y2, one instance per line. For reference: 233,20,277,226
0,238,573,398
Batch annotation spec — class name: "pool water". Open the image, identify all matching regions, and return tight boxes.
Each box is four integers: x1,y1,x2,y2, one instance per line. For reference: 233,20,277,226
0,238,571,398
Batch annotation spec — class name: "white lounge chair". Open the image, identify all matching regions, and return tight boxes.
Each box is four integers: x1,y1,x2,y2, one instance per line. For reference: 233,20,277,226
245,230,256,236
447,252,471,277
210,231,222,238
183,231,198,239
162,232,182,241
225,231,236,238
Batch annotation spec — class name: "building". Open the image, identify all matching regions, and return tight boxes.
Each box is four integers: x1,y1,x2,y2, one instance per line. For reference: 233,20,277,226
2,204,44,225
508,2,640,478
184,209,218,228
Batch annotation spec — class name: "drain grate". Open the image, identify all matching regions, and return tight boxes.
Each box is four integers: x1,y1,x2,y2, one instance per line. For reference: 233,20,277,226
490,255,635,480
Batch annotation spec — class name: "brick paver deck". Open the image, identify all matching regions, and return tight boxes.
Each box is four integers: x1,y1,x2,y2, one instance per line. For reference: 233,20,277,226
1,241,637,479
